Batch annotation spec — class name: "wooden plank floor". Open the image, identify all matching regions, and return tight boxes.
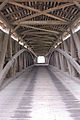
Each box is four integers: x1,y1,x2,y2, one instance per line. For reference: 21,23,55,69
0,65,80,120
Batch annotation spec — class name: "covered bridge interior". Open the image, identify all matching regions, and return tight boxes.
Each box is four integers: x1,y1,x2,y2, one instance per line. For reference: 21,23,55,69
0,0,80,120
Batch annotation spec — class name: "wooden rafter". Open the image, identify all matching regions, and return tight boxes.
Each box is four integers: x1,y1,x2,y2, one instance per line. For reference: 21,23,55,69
25,36,55,42
28,39,53,44
10,2,74,24
18,21,68,25
0,0,74,2
11,24,20,34
23,34,55,40
21,25,59,34
73,1,80,9
21,31,58,35
0,0,9,10
0,0,80,56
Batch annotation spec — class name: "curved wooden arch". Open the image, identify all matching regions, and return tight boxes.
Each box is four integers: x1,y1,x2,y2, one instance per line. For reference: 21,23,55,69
48,48,80,74
0,48,36,87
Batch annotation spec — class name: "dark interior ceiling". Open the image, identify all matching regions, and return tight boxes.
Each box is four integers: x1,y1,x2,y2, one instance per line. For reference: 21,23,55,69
0,0,80,56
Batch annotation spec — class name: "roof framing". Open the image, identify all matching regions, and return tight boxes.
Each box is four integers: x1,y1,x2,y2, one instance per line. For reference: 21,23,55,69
0,0,80,55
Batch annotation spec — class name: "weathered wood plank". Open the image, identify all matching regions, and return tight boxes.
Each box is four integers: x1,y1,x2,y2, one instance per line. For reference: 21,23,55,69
0,49,26,87
18,21,68,25
21,25,60,34
11,2,74,24
0,0,9,10
73,1,80,9
53,48,80,74
0,0,73,2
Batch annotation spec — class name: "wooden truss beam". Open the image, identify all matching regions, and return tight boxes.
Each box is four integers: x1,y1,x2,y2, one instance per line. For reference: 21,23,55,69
73,1,80,9
0,0,9,10
0,12,36,56
29,34,55,40
18,21,68,25
11,24,20,34
11,2,74,24
0,0,74,2
23,34,55,42
25,37,54,42
28,40,53,44
22,31,58,35
21,25,59,34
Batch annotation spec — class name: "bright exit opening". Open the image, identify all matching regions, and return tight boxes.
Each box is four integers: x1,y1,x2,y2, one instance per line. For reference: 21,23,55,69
37,56,45,63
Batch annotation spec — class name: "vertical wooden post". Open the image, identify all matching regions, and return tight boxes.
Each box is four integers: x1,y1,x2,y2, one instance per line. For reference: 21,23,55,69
23,52,27,69
70,28,77,58
59,53,65,71
19,45,22,71
70,28,80,59
13,41,18,75
63,40,72,75
26,53,28,67
7,28,13,77
55,52,60,69
69,29,77,76
0,32,9,72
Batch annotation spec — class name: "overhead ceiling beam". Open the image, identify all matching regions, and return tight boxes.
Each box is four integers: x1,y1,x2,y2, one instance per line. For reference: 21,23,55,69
10,2,74,24
22,32,57,41
28,40,53,44
29,34,55,40
29,44,51,46
0,0,74,2
21,31,58,36
73,1,80,9
5,9,23,17
18,21,68,25
27,38,54,42
21,25,59,34
0,12,36,56
11,24,20,34
25,37,55,42
23,34,55,40
0,0,9,10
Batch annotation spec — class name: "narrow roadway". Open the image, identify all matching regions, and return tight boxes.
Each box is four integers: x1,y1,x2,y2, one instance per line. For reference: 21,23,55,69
0,65,80,120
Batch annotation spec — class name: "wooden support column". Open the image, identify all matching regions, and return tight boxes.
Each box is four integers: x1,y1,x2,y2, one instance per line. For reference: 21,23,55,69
70,30,77,76
51,54,54,65
20,53,23,70
59,53,65,71
18,44,22,72
34,57,37,64
49,55,51,65
53,52,56,66
70,28,80,59
70,34,77,59
50,53,53,66
23,52,27,69
0,33,9,72
13,41,18,75
50,54,53,65
55,52,60,69
27,54,29,66
0,30,4,52
28,55,31,66
19,51,23,71
7,29,13,77
26,53,28,67
63,40,72,75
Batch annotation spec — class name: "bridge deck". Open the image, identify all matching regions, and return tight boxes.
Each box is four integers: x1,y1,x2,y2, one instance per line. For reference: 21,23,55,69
0,65,80,120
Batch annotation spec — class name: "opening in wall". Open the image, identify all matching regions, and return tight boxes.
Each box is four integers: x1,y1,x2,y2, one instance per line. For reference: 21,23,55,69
37,56,45,63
